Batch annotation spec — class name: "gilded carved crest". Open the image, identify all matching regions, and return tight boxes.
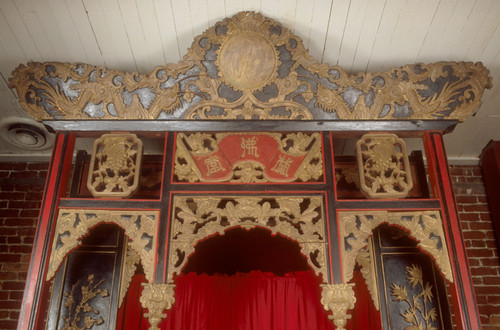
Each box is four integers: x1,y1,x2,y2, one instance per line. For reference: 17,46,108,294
9,12,491,122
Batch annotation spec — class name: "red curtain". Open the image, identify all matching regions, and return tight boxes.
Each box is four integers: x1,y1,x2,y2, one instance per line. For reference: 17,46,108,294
117,270,381,330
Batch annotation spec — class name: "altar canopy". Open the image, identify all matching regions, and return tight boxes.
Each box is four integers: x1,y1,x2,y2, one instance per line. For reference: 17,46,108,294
10,11,492,330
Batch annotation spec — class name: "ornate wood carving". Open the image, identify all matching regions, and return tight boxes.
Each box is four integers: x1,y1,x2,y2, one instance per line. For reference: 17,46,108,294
61,274,109,330
47,209,159,282
337,210,453,286
355,238,380,311
390,264,440,329
174,132,323,182
356,133,413,198
118,243,141,308
87,133,143,198
320,283,356,330
140,283,175,330
168,195,328,283
9,12,491,122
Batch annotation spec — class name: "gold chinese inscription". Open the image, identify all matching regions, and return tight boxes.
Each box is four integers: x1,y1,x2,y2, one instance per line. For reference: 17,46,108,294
356,133,413,198
337,210,453,285
47,209,159,283
87,133,143,198
9,12,491,122
168,196,328,283
174,132,323,183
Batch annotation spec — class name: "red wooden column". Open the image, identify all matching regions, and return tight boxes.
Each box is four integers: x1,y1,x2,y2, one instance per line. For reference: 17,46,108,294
424,131,481,330
17,132,75,330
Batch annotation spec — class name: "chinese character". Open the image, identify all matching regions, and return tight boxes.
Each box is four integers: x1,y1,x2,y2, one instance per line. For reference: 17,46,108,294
204,155,225,175
271,155,292,177
241,136,259,157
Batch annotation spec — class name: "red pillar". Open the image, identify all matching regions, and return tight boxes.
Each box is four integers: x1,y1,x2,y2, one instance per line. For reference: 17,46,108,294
17,132,75,330
424,131,481,330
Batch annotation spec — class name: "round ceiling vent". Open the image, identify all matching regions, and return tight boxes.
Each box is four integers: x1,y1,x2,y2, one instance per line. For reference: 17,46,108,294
0,117,55,151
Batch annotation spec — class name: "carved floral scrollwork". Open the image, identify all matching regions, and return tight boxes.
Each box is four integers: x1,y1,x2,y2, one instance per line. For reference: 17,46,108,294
356,133,413,198
46,209,159,283
9,12,491,122
140,283,175,330
338,211,453,288
320,283,356,330
87,133,143,198
168,196,327,283
118,243,141,308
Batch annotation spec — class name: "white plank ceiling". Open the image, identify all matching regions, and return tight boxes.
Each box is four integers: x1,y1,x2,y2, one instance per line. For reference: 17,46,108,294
1,0,499,163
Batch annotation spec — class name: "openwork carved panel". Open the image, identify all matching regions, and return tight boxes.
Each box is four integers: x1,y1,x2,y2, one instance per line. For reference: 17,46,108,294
87,133,143,198
337,211,453,285
9,12,491,122
47,209,159,282
174,132,323,182
168,195,328,283
356,134,413,198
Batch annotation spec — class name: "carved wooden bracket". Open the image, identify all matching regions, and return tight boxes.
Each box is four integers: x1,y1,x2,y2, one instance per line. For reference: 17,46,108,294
9,12,491,122
46,209,159,282
320,283,356,330
140,283,175,330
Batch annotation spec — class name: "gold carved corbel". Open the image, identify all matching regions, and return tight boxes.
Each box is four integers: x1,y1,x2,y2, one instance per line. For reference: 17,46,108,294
46,209,159,282
320,283,356,330
140,283,175,330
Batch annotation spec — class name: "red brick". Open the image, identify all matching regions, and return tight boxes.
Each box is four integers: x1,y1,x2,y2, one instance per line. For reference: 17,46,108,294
463,231,486,240
25,192,43,201
462,204,491,213
0,192,25,201
27,163,48,170
0,254,21,263
1,281,25,291
0,163,26,171
9,245,32,254
0,185,15,192
8,171,38,179
0,320,17,329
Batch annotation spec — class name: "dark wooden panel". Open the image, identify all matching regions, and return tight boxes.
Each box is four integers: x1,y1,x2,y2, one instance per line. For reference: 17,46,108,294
373,224,452,330
47,224,125,330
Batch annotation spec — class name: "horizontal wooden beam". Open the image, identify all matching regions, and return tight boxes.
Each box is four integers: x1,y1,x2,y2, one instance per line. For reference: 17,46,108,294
43,119,458,133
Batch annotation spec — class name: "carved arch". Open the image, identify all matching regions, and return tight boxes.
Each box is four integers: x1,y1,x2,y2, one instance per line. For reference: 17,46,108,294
46,209,159,283
337,210,453,310
168,195,328,283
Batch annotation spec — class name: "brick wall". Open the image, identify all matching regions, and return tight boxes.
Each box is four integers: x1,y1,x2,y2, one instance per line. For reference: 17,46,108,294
0,162,499,328
451,166,500,328
0,163,47,329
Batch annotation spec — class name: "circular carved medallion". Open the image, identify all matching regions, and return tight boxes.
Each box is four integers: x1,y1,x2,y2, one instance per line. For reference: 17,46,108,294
218,32,278,91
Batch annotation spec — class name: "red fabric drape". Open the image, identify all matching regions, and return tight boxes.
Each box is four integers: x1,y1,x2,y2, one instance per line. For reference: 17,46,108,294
117,270,381,330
